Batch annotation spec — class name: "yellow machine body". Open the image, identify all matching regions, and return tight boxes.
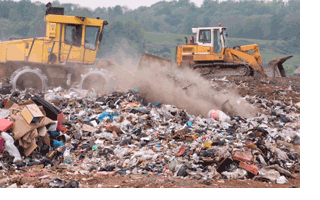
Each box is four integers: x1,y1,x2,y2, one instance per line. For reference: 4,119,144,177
0,6,110,91
0,15,105,66
173,27,292,77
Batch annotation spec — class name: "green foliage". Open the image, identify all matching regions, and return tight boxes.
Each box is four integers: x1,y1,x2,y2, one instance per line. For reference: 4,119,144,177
97,20,145,57
165,14,184,26
113,5,123,17
145,45,171,59
9,9,22,21
0,0,299,75
155,7,171,16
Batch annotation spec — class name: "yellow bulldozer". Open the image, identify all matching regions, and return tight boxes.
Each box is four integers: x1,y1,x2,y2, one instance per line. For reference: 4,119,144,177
139,25,293,77
0,4,113,92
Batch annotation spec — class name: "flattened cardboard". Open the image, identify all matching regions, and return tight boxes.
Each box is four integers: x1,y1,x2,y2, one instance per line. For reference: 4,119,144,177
21,104,44,124
24,139,37,157
21,129,38,144
42,133,51,146
19,139,30,149
31,128,39,139
22,131,32,143
82,124,98,133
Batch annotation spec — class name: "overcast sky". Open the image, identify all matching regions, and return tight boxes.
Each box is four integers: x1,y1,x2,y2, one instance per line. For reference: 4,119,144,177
22,0,289,10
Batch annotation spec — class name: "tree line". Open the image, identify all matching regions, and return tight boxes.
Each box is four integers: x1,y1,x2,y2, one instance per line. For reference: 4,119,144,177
0,0,300,56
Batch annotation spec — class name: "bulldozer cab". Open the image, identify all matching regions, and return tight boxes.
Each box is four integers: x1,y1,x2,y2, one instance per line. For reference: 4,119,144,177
46,14,106,64
192,27,228,53
0,6,107,66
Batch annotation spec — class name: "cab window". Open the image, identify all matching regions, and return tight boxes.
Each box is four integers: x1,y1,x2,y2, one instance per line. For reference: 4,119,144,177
65,24,82,46
199,30,211,43
85,26,100,50
213,29,222,53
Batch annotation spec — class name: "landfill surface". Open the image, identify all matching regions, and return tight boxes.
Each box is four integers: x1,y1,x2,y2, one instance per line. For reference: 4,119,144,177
0,76,300,188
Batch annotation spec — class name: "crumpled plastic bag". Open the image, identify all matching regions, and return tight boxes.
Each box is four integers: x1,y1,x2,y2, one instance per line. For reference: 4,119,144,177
221,168,247,179
1,132,22,162
208,109,230,122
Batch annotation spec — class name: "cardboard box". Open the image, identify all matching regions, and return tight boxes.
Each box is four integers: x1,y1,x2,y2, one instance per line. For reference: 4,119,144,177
239,161,258,175
11,115,54,140
0,118,14,132
21,104,44,124
233,151,253,163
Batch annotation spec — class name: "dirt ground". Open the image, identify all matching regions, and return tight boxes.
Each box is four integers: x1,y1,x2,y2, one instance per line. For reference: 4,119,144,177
2,169,300,188
210,76,300,103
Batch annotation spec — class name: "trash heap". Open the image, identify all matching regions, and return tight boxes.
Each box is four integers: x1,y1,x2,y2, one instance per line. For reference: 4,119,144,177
0,84,300,187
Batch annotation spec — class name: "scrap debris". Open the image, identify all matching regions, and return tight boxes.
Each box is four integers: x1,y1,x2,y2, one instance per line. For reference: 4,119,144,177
0,77,300,188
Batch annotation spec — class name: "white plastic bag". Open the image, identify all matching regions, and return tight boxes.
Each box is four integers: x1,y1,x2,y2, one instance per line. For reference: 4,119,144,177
1,132,22,162
221,169,247,179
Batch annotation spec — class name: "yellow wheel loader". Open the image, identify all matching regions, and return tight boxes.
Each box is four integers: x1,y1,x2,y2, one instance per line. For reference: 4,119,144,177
140,25,293,77
0,4,114,92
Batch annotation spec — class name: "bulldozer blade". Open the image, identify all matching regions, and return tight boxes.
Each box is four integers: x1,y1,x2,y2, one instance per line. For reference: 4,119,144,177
138,52,172,69
264,55,293,77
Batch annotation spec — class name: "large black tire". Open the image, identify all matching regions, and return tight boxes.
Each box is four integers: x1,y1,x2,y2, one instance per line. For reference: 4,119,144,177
10,66,48,92
79,69,112,92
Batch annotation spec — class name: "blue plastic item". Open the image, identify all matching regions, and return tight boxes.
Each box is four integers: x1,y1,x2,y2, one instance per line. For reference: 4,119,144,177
98,110,117,121
53,140,64,147
187,121,193,127
49,131,60,137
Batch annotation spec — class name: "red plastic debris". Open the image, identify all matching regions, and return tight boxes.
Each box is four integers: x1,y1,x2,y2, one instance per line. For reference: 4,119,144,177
0,136,5,151
233,151,253,163
239,161,258,175
56,113,66,132
0,118,13,132
175,145,186,157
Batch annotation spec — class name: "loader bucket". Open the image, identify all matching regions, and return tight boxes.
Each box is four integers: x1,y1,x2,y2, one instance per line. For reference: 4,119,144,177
138,52,172,69
264,55,293,77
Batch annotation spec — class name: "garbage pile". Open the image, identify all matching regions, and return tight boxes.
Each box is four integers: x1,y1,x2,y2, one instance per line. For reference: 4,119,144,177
0,84,300,187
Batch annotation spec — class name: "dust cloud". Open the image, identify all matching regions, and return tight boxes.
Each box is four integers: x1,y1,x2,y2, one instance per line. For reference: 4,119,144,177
88,40,257,118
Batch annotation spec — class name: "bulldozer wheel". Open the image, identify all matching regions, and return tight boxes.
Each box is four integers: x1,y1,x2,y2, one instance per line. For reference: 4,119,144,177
79,69,113,92
10,66,48,92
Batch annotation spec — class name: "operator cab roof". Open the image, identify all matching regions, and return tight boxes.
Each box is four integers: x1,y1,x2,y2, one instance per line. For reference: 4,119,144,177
192,27,226,33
